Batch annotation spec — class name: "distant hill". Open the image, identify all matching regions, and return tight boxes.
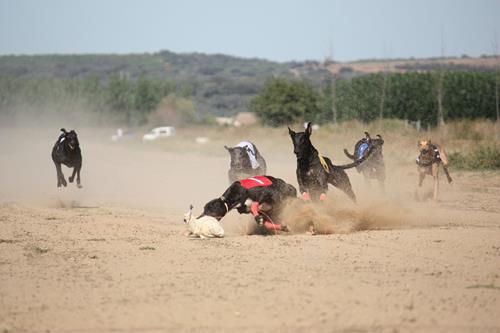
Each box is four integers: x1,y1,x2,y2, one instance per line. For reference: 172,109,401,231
0,51,498,116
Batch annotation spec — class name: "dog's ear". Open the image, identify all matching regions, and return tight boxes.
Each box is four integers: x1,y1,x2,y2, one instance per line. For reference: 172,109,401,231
305,122,312,136
417,140,422,148
288,126,295,136
224,145,231,151
428,139,432,145
364,131,371,140
60,128,67,134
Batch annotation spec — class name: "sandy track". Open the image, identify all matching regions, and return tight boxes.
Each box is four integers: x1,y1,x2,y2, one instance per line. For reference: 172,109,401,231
0,129,499,332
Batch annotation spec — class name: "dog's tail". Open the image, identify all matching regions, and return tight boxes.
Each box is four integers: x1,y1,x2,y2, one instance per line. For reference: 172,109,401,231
343,148,356,160
332,146,374,170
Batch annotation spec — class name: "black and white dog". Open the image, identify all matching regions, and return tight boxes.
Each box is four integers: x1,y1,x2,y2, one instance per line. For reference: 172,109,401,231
289,123,370,202
225,141,267,184
201,175,297,233
51,128,83,188
344,132,385,188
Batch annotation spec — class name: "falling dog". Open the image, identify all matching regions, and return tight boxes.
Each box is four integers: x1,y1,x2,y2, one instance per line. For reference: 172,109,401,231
199,175,297,234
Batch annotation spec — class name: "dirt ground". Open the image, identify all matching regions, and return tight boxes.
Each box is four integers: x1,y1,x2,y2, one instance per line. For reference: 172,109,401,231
0,128,499,333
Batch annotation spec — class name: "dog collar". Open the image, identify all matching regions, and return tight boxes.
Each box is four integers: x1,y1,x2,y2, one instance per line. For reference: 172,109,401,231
220,196,229,213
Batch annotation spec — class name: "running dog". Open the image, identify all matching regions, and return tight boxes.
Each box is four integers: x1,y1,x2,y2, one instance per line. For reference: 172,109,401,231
51,128,83,188
289,122,371,202
200,175,297,234
225,141,267,184
416,139,452,200
344,132,385,188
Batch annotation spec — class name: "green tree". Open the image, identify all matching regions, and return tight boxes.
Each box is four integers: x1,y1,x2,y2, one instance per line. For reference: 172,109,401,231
107,74,132,123
249,78,321,126
133,75,161,119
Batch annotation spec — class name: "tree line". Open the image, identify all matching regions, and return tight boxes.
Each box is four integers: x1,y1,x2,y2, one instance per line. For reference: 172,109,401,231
0,74,203,125
250,72,499,127
0,71,498,127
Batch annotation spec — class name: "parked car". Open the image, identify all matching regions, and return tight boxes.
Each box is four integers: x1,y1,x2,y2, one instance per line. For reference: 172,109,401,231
142,126,176,141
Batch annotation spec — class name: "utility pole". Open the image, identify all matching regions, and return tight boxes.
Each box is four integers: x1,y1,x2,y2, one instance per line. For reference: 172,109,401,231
492,31,499,139
325,39,338,125
436,29,446,127
379,44,391,120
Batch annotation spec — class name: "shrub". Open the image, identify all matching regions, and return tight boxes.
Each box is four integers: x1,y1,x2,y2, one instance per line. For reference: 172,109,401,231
449,146,500,170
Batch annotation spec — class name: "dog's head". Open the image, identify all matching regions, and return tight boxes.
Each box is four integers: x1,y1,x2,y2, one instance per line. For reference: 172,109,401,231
418,139,432,154
183,205,194,224
60,128,80,151
224,146,251,170
201,198,228,221
284,183,298,198
365,132,384,153
288,122,314,158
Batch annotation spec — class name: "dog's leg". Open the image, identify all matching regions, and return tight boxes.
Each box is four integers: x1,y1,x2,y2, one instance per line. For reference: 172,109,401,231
76,165,82,188
69,167,77,183
296,169,310,201
55,162,67,187
364,173,371,188
250,202,286,233
378,179,385,193
432,164,439,201
418,171,425,187
443,165,453,184
328,169,356,203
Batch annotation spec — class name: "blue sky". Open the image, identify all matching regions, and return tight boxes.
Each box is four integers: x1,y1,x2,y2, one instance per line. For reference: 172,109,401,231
0,0,499,62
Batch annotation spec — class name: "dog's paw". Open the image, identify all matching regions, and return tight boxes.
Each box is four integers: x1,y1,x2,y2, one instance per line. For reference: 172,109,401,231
68,177,74,183
61,180,67,187
77,183,83,189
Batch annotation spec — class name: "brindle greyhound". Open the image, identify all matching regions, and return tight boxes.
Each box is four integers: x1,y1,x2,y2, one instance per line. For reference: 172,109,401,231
288,122,371,202
344,132,386,188
416,139,452,201
51,128,83,188
225,141,267,184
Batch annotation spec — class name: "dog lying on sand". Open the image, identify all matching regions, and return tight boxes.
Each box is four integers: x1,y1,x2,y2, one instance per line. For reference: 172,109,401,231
183,205,224,239
416,139,453,201
200,175,297,234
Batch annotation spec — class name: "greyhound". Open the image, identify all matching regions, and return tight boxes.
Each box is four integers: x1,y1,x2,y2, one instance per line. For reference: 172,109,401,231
225,141,267,184
288,122,371,202
51,128,83,188
344,132,386,188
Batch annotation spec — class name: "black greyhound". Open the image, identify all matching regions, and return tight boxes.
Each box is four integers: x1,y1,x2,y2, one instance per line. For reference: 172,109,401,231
225,141,267,184
201,175,297,233
288,122,371,202
51,128,83,188
344,132,386,188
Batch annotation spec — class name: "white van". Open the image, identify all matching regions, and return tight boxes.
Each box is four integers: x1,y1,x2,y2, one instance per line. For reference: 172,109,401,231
142,127,176,141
